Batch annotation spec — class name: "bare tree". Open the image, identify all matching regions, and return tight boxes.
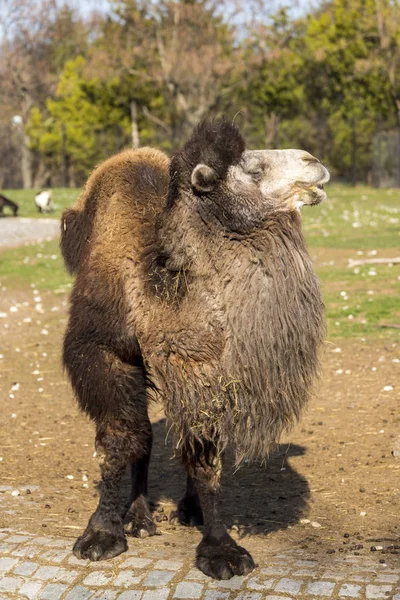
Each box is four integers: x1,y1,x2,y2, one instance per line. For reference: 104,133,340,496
0,0,88,188
373,0,400,184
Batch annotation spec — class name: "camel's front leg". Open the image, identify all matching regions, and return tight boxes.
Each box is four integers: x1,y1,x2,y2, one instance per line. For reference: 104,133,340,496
184,443,255,580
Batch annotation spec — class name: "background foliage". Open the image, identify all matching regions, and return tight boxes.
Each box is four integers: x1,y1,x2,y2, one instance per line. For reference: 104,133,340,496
2,0,400,188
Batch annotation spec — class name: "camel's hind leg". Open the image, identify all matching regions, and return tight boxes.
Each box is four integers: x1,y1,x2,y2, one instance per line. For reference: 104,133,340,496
63,334,152,561
124,421,157,538
170,475,204,526
184,441,255,580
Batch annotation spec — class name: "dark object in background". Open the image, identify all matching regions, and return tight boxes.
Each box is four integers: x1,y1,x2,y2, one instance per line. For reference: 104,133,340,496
0,193,18,217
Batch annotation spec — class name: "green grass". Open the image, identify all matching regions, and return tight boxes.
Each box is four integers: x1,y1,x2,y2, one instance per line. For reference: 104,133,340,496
0,183,399,341
319,263,399,339
2,188,79,219
302,183,400,249
302,183,400,340
0,239,71,292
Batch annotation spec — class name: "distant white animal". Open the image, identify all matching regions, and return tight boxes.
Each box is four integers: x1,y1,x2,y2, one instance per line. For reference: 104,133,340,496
34,190,53,213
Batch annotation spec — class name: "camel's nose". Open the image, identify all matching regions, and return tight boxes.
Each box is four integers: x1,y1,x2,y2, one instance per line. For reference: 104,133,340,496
299,151,320,164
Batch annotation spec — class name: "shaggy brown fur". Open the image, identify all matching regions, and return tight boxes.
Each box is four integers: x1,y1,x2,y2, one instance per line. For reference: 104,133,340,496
61,120,325,579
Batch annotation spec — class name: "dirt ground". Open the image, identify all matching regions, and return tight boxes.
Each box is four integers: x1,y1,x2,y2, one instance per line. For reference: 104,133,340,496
0,287,399,568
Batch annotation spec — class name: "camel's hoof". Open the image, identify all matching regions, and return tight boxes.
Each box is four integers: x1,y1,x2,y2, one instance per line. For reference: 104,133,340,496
73,525,127,561
124,514,158,538
196,533,255,580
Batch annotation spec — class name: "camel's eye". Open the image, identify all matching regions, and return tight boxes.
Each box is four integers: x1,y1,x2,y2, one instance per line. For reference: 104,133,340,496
245,161,264,177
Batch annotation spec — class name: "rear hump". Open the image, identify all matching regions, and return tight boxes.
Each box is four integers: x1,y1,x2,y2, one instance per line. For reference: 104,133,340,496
60,207,89,275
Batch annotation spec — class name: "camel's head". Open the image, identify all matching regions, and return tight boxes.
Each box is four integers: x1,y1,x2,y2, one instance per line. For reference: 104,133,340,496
231,148,330,212
168,118,330,233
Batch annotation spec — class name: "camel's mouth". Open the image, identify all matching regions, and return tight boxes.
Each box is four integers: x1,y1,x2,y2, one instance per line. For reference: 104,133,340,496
307,183,326,204
298,176,328,206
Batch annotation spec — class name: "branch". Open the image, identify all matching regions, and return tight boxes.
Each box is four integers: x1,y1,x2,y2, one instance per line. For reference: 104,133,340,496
142,106,171,134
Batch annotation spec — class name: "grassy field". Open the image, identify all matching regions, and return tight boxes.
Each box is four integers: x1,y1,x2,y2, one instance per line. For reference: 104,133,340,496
0,184,399,340
2,188,79,219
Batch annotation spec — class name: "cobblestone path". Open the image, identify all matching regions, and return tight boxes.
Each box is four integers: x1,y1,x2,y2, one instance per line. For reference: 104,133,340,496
0,528,399,599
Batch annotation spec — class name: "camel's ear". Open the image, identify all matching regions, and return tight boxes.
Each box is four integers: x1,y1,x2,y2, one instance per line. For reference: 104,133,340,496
191,163,218,193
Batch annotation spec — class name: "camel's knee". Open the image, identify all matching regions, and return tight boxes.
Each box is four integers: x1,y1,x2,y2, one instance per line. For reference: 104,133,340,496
63,334,147,423
96,417,152,467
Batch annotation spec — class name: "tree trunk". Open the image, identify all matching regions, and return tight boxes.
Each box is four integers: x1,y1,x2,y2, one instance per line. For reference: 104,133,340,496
130,100,140,149
376,113,382,188
69,164,76,188
21,128,33,189
396,105,400,188
61,123,69,188
264,112,280,149
32,160,50,189
351,116,357,187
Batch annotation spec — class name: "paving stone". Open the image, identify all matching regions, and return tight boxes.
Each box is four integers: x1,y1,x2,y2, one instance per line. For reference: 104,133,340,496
30,537,53,545
274,577,303,595
19,581,43,599
183,568,210,582
118,592,143,600
209,576,246,590
0,557,19,572
260,566,290,576
34,565,79,584
84,571,115,586
91,592,118,600
295,559,318,567
235,593,262,600
155,560,184,571
265,596,295,600
293,569,317,577
348,575,368,583
143,570,175,587
14,561,39,576
120,557,153,569
41,549,71,563
376,574,399,583
321,570,350,581
0,576,23,592
113,570,144,587
144,551,168,559
46,539,72,548
246,577,274,591
39,583,68,599
307,580,336,596
64,585,93,600
142,590,170,600
12,545,38,558
339,583,363,598
203,592,230,600
365,584,393,599
34,566,64,581
173,582,203,598
56,568,79,584
68,555,89,567
0,543,17,553
7,535,32,543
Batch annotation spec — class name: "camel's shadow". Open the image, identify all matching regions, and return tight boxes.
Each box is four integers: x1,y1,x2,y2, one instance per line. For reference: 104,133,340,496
147,418,309,538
